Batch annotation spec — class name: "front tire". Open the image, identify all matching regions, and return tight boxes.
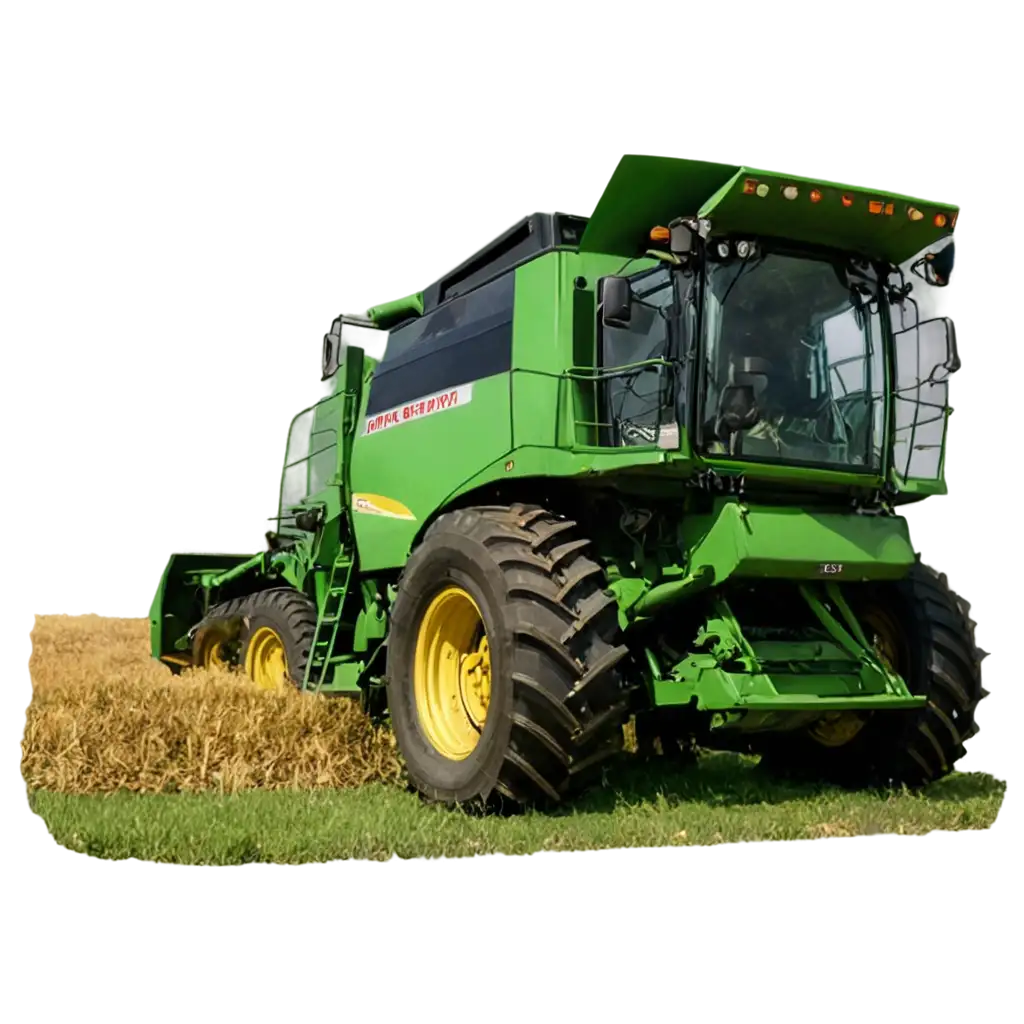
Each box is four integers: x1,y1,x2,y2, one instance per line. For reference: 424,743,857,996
386,504,633,809
758,560,988,788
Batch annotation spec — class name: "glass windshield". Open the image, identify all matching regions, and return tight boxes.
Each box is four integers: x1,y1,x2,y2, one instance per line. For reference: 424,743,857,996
701,250,885,471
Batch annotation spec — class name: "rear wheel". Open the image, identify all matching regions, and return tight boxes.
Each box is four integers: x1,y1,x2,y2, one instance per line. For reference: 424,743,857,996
191,595,249,671
191,588,318,691
386,503,635,809
758,560,988,788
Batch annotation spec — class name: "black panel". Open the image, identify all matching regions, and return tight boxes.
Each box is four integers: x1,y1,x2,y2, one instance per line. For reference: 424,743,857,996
420,212,588,313
366,271,515,415
364,324,511,414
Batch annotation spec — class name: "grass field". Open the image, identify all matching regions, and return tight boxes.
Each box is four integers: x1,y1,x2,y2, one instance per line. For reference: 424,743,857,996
22,616,1006,864
31,756,1005,864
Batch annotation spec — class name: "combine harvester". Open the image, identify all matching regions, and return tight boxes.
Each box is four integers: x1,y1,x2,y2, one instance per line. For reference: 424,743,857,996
151,155,987,808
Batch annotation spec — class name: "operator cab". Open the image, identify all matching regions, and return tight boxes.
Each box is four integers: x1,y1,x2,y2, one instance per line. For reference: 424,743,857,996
598,229,959,488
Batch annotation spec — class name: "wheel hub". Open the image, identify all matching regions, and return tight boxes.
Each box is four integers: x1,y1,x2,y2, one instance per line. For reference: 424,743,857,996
459,637,491,728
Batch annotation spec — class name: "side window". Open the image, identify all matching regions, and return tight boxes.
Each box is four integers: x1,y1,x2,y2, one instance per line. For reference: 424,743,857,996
602,269,675,368
886,257,954,480
600,267,685,446
280,466,308,513
820,305,886,467
892,245,954,485
307,458,332,497
892,318,954,481
280,409,314,513
365,272,515,415
824,309,867,395
285,409,313,465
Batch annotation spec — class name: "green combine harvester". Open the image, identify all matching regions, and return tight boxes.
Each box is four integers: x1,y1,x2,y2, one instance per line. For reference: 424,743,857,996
151,155,988,808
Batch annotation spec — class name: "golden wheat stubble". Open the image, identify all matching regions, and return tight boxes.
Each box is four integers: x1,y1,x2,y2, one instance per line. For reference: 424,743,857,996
22,615,403,795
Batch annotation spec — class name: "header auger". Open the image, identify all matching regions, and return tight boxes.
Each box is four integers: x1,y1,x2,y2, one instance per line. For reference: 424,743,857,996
151,155,987,809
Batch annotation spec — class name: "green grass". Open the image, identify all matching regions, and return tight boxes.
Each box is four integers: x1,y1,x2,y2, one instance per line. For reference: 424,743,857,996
28,753,1007,864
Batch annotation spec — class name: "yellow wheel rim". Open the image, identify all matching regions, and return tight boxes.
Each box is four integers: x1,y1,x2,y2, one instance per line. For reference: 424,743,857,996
244,626,291,691
413,586,492,760
863,607,905,673
809,605,906,748
809,711,867,748
194,629,231,670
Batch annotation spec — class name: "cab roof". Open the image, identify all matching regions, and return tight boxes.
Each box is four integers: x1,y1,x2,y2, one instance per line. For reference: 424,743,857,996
579,154,958,265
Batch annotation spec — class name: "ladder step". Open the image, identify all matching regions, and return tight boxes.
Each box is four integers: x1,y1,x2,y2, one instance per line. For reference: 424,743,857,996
317,621,354,633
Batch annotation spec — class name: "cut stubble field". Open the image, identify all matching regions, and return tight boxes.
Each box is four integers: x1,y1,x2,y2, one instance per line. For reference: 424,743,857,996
21,616,1006,864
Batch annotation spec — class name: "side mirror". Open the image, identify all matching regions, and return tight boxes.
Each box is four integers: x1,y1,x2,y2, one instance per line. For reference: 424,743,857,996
912,240,955,287
669,220,695,255
600,276,632,327
321,317,343,380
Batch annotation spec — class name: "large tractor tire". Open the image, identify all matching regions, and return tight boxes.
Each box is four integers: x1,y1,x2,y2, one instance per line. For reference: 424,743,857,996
386,503,634,809
191,588,318,691
758,560,988,788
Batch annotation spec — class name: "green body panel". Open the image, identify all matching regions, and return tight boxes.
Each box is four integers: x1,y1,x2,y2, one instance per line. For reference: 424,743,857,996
679,498,915,584
149,152,963,738
349,371,512,571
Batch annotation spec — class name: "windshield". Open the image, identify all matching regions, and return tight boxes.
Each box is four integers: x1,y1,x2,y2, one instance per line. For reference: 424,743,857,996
701,249,885,471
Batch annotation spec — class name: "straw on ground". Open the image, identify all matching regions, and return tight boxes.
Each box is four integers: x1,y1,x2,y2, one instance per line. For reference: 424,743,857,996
21,615,1006,864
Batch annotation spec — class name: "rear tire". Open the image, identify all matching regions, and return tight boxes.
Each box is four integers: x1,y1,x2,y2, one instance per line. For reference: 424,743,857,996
386,503,635,810
192,588,318,691
758,560,988,788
